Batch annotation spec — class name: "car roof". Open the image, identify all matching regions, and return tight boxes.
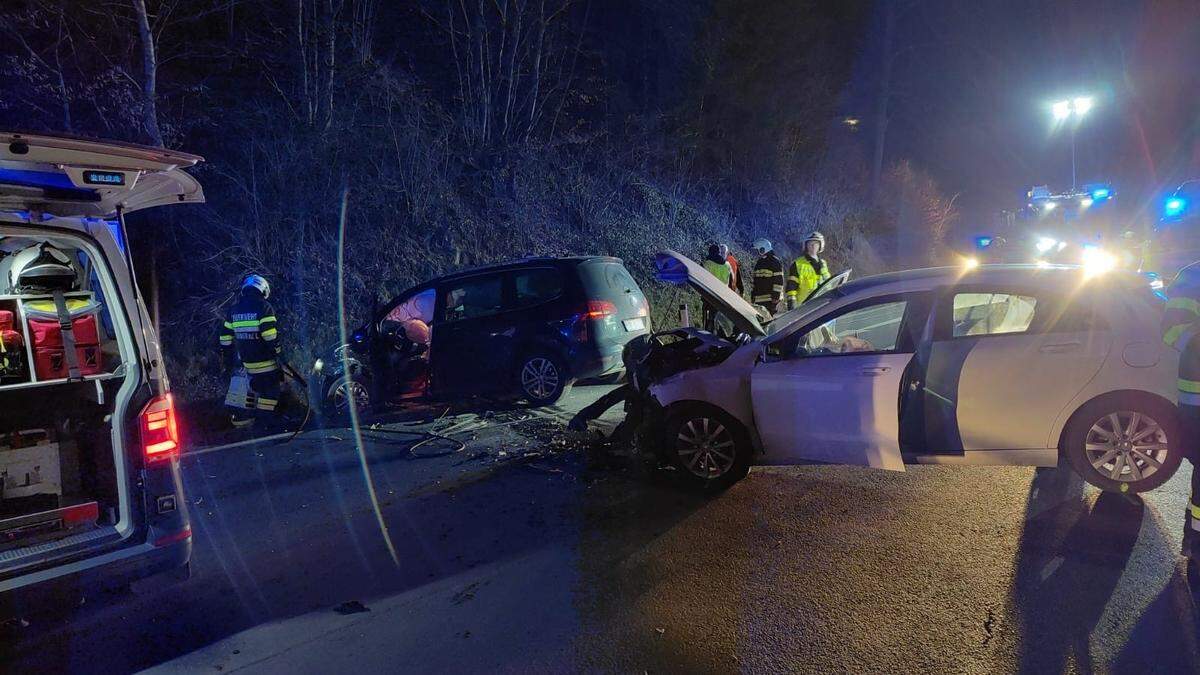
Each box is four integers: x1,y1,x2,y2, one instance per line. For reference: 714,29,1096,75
839,264,1144,296
430,255,622,284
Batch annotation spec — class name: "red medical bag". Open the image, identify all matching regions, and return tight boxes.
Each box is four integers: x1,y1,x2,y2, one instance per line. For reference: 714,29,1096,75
24,297,103,380
0,310,25,378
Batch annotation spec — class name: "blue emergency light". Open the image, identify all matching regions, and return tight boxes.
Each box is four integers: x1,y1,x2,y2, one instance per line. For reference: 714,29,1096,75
1090,187,1111,201
1165,196,1188,218
974,236,993,249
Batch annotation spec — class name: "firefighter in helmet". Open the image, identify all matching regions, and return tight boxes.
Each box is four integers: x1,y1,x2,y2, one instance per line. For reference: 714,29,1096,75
219,274,283,428
786,231,831,310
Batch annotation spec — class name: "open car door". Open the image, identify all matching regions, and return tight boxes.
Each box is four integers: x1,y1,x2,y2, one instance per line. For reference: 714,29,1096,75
805,269,851,303
750,294,924,471
0,132,204,218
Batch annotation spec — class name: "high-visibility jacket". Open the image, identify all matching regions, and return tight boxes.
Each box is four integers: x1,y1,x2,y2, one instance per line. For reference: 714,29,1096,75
1162,263,1200,554
703,258,733,287
751,252,786,308
786,255,830,303
1164,263,1200,406
219,289,281,375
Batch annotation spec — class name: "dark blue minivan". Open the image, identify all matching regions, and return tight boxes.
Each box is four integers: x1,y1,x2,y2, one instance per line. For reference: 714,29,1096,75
321,256,651,411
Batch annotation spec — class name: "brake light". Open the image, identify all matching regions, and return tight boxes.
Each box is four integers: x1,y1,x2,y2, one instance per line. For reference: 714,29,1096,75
140,393,180,464
581,300,617,319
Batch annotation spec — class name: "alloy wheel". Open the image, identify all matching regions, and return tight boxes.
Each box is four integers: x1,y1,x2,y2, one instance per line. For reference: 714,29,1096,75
521,357,560,400
333,379,370,412
676,417,736,479
1084,410,1169,483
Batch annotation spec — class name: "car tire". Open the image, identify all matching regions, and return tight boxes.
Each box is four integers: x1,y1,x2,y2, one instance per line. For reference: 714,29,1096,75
1062,393,1182,493
662,404,752,492
325,373,372,419
517,351,571,406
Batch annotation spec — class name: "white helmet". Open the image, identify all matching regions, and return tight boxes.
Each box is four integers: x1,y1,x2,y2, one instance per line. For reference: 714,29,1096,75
803,231,825,254
242,273,270,298
752,238,773,254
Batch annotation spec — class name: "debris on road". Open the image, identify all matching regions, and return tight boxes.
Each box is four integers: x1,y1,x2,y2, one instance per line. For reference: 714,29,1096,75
333,600,371,615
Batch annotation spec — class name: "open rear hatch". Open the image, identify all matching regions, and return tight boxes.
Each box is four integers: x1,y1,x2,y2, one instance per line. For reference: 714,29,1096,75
0,131,203,218
0,133,201,571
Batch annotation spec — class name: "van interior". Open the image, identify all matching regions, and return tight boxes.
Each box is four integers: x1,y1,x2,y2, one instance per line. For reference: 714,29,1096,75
0,232,130,559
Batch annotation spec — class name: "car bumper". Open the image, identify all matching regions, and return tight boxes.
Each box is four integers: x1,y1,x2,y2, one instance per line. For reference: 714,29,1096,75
1,534,191,618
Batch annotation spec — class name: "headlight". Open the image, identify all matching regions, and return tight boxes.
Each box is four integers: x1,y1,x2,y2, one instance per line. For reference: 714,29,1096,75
1081,246,1116,275
1036,237,1057,253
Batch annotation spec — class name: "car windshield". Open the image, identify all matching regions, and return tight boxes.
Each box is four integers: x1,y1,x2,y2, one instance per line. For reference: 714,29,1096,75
764,292,840,336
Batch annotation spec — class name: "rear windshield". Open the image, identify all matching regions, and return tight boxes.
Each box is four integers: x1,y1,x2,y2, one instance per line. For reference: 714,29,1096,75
0,229,129,390
577,261,642,301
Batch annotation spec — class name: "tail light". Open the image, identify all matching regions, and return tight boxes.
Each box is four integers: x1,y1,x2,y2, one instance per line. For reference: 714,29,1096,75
581,300,617,319
569,300,617,343
140,393,180,464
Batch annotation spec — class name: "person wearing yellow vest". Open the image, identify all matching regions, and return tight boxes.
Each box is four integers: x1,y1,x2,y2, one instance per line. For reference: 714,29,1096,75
1162,261,1200,571
701,244,733,332
786,231,831,310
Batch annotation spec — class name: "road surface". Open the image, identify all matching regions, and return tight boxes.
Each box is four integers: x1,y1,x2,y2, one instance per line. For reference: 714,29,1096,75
5,384,1199,673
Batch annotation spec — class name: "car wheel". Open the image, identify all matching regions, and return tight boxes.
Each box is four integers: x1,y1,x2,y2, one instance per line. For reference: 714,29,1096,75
1063,394,1182,493
663,404,751,492
517,352,571,406
326,373,372,418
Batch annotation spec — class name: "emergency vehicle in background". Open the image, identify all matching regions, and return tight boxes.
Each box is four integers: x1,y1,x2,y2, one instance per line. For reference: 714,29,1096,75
0,132,199,616
972,183,1136,271
1143,179,1200,288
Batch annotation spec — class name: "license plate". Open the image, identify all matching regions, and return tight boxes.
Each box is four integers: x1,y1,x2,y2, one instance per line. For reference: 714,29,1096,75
623,318,645,331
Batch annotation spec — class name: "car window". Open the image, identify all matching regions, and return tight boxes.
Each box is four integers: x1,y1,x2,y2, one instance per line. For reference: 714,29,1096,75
512,268,563,308
383,288,435,325
442,275,504,322
774,299,908,359
952,293,1037,337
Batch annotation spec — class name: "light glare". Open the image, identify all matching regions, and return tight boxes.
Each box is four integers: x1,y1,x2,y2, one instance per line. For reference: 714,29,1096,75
1073,97,1094,116
1052,100,1071,120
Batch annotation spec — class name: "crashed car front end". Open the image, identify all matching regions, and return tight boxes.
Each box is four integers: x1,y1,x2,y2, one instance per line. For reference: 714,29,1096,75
618,328,762,462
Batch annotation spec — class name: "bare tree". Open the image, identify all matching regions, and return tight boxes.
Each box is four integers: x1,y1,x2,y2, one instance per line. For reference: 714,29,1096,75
131,0,164,146
423,0,583,148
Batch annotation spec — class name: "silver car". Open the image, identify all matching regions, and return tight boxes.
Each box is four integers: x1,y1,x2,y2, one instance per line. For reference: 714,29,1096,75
628,251,1181,493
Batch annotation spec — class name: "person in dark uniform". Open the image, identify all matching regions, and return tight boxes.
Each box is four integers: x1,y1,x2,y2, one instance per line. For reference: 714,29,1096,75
219,274,282,428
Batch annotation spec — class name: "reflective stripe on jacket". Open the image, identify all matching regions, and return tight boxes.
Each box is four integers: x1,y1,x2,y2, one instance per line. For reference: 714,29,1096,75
219,289,281,373
751,253,785,306
1163,262,1200,405
786,256,830,301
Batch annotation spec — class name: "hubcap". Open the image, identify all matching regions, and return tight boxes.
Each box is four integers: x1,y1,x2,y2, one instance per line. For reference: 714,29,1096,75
521,358,559,400
1084,410,1169,483
333,380,369,412
676,417,736,479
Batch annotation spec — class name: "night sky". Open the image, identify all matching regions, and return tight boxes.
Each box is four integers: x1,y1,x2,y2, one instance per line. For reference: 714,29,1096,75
870,0,1200,235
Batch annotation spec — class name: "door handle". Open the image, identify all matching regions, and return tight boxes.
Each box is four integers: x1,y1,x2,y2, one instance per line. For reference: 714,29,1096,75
859,366,891,376
1039,341,1082,353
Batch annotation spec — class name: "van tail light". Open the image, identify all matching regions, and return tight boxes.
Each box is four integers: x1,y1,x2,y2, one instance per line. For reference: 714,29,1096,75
581,300,617,319
140,393,180,464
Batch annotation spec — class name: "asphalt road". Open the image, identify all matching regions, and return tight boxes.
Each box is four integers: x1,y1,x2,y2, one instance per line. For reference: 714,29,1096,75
5,384,1200,673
